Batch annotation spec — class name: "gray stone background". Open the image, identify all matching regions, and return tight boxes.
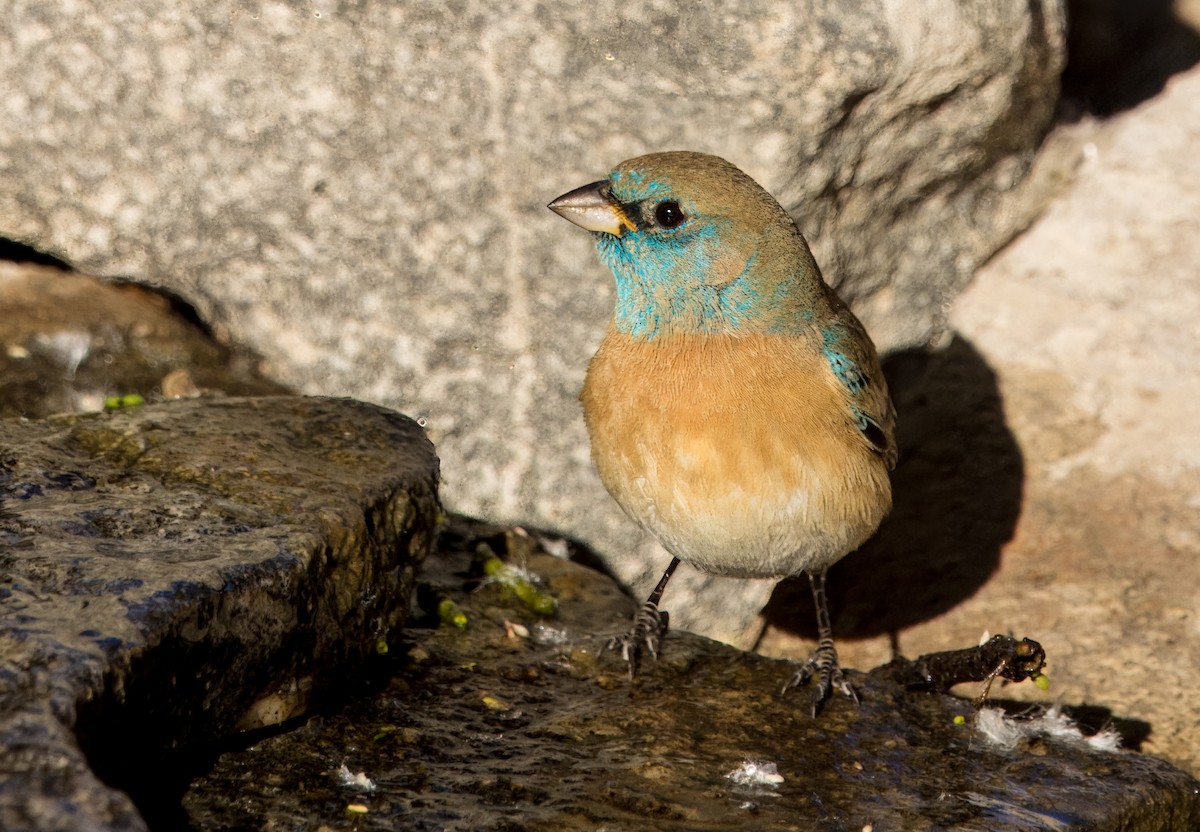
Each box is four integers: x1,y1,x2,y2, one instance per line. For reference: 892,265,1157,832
0,0,1070,643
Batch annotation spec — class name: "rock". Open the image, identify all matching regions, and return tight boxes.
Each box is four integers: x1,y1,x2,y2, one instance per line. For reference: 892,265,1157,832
0,397,440,831
0,1,1067,644
182,524,1200,831
765,62,1200,775
947,62,1200,773
0,262,289,419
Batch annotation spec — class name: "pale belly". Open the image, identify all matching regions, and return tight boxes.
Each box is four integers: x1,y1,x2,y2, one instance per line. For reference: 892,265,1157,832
581,331,892,579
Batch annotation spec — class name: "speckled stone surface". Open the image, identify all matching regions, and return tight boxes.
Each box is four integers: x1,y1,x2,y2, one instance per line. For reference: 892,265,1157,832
0,1,1067,644
0,396,440,831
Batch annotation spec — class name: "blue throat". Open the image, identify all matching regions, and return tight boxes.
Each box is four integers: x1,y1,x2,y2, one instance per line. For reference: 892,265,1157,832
596,229,805,339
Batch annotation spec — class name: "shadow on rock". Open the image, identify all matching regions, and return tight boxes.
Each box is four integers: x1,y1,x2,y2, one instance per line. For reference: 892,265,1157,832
764,334,1023,640
0,236,73,270
1063,0,1200,116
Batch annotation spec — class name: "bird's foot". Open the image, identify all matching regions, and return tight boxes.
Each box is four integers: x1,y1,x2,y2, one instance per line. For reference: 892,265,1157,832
605,601,670,679
783,640,859,716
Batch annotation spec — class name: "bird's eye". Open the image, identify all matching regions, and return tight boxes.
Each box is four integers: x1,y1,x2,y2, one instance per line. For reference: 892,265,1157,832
654,200,685,228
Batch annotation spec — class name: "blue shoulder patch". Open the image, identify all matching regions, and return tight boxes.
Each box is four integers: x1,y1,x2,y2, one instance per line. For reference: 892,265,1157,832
821,327,869,393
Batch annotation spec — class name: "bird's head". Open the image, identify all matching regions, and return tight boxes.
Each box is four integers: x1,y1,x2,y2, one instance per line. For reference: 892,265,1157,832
549,151,824,339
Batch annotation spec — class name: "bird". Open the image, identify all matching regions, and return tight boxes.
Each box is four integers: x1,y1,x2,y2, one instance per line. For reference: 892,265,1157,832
548,151,896,713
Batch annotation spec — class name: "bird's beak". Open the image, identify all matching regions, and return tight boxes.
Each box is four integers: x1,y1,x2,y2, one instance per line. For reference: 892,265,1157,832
547,180,635,236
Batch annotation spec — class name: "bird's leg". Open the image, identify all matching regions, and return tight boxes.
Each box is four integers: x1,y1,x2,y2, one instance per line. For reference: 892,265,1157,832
605,557,680,679
784,568,859,715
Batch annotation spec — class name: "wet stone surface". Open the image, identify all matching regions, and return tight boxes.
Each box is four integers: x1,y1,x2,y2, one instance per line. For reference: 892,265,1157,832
0,262,289,419
0,396,440,832
183,521,1200,832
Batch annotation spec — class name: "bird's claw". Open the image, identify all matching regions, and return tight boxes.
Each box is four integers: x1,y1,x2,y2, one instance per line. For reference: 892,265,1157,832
783,641,859,716
605,603,670,679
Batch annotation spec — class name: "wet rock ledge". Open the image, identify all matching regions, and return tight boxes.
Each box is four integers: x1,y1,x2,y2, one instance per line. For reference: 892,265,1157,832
184,521,1200,832
0,396,440,832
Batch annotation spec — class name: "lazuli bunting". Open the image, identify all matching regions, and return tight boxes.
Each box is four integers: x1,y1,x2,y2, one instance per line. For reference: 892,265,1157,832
549,151,896,712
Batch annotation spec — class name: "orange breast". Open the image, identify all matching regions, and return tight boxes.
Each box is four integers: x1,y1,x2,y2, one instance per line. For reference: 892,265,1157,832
580,328,892,578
